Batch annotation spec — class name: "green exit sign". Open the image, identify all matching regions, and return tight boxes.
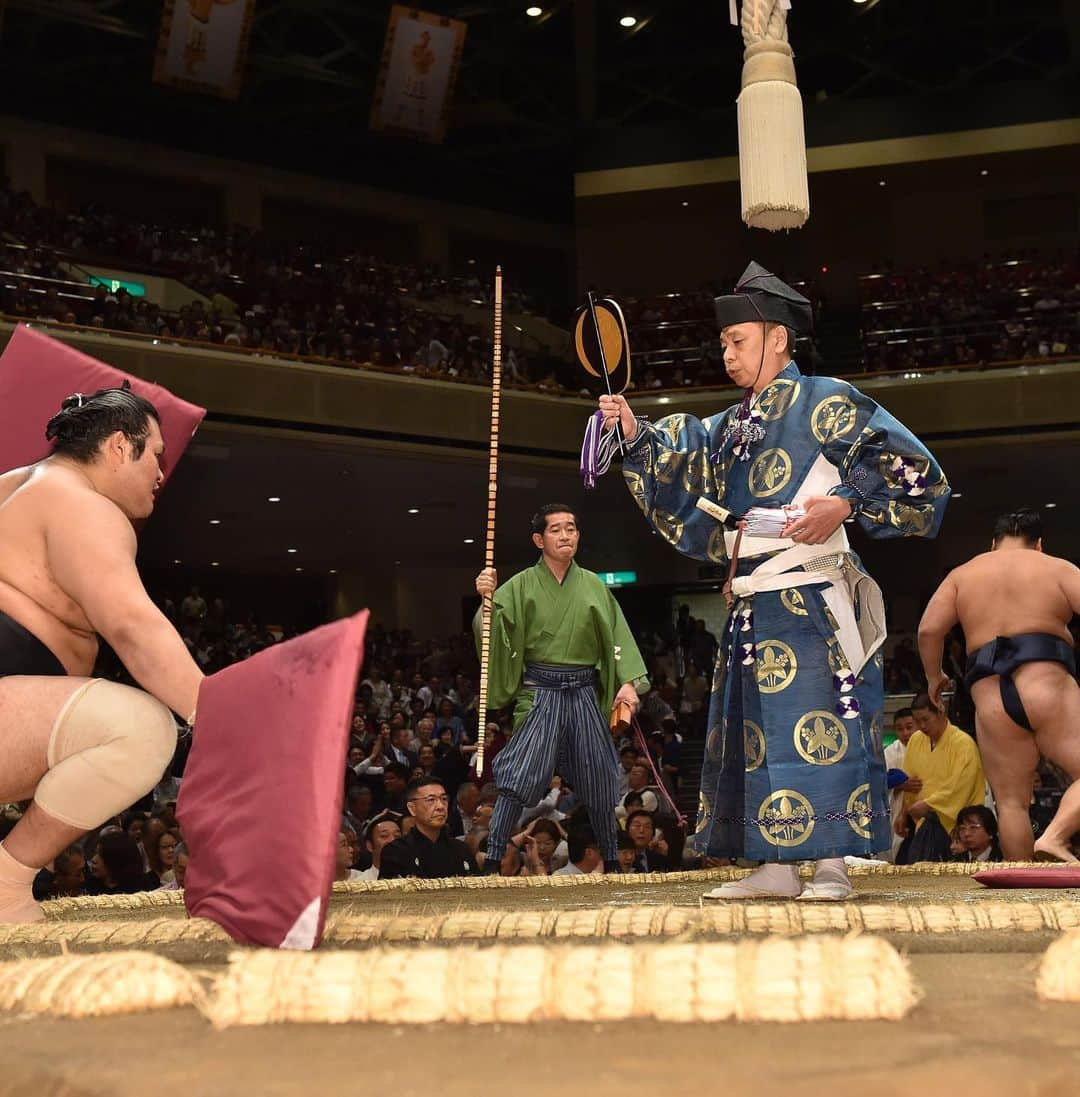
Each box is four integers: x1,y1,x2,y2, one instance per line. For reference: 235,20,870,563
88,276,146,297
598,570,637,587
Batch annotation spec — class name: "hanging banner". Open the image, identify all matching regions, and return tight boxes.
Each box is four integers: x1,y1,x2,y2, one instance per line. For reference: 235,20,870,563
370,6,467,144
153,0,256,100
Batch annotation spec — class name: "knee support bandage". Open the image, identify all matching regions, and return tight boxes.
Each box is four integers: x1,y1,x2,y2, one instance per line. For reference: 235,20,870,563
35,680,177,830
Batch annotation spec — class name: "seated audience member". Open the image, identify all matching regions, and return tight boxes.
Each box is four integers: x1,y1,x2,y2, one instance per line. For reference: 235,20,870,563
355,812,404,881
617,746,639,798
896,694,985,863
434,698,466,743
335,830,366,882
553,826,602,876
451,782,480,838
158,843,190,890
32,844,87,900
344,784,374,834
381,762,412,814
146,829,178,887
501,818,565,877
625,810,671,873
953,805,1004,863
417,743,437,776
52,845,87,898
616,763,661,820
86,832,158,895
615,830,637,874
379,776,477,879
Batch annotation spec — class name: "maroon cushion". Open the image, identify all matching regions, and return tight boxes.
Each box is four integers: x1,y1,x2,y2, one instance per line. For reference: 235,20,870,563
973,867,1080,889
0,324,205,480
178,612,369,948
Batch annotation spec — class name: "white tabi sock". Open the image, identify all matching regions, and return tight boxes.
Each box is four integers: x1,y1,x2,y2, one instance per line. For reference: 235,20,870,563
797,857,853,901
702,862,802,900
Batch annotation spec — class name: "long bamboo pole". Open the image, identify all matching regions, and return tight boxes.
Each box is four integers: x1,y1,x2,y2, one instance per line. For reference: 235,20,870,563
475,266,503,779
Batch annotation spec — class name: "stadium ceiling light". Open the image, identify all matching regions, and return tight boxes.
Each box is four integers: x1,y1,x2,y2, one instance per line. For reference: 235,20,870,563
211,561,220,567
681,200,689,207
620,15,637,27
267,496,281,503
329,569,338,574
980,169,989,176
526,5,542,15
407,507,420,514
295,567,304,572
878,179,886,187
287,548,298,553
209,519,221,525
464,538,475,544
1045,502,1058,508
952,493,963,499
173,559,182,564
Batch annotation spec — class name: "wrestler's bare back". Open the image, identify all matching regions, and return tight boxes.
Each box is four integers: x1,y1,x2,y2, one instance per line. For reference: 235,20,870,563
950,549,1079,651
0,461,125,675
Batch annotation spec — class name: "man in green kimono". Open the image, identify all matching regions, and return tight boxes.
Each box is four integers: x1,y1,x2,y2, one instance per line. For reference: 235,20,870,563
474,503,648,872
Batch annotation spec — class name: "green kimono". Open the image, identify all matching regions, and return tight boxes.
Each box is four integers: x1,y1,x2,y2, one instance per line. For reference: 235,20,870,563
474,558,648,727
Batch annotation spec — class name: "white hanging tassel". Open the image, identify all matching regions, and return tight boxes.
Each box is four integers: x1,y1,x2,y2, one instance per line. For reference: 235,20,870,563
736,0,809,231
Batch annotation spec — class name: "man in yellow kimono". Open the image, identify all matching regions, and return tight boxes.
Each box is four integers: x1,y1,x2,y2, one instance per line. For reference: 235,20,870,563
897,692,985,861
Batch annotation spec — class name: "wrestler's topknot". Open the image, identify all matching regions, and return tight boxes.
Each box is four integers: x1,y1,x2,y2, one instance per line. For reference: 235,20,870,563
45,382,160,463
991,507,1043,546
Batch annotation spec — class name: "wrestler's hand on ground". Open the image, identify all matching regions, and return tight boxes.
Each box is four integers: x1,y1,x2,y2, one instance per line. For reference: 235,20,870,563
927,671,952,710
782,495,852,545
598,394,638,442
475,567,497,596
614,681,641,713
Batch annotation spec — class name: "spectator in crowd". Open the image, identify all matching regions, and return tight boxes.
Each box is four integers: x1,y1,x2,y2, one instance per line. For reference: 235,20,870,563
146,829,178,887
953,805,1004,863
344,784,374,835
381,763,411,815
616,763,660,820
625,810,671,873
355,812,404,882
172,844,190,889
884,707,921,862
896,694,986,863
617,746,639,797
502,818,566,877
334,830,366,882
86,832,157,895
679,661,709,733
379,776,477,879
614,830,637,874
50,846,87,898
553,826,602,876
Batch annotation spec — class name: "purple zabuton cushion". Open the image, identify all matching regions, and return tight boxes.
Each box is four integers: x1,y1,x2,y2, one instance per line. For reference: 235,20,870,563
178,612,369,948
0,324,204,479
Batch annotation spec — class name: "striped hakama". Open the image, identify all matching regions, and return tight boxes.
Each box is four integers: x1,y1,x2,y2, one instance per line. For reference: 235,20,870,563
487,662,621,863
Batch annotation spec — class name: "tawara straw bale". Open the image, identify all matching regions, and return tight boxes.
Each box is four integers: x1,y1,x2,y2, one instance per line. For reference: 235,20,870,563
37,861,1049,920
0,950,202,1018
207,937,916,1027
8,900,1080,957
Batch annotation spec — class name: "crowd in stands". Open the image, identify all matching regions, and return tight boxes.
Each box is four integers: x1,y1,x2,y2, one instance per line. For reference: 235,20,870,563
0,183,563,389
4,181,1077,394
860,253,1080,373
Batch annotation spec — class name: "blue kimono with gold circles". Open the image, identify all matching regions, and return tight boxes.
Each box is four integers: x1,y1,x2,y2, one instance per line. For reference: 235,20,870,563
621,362,950,861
